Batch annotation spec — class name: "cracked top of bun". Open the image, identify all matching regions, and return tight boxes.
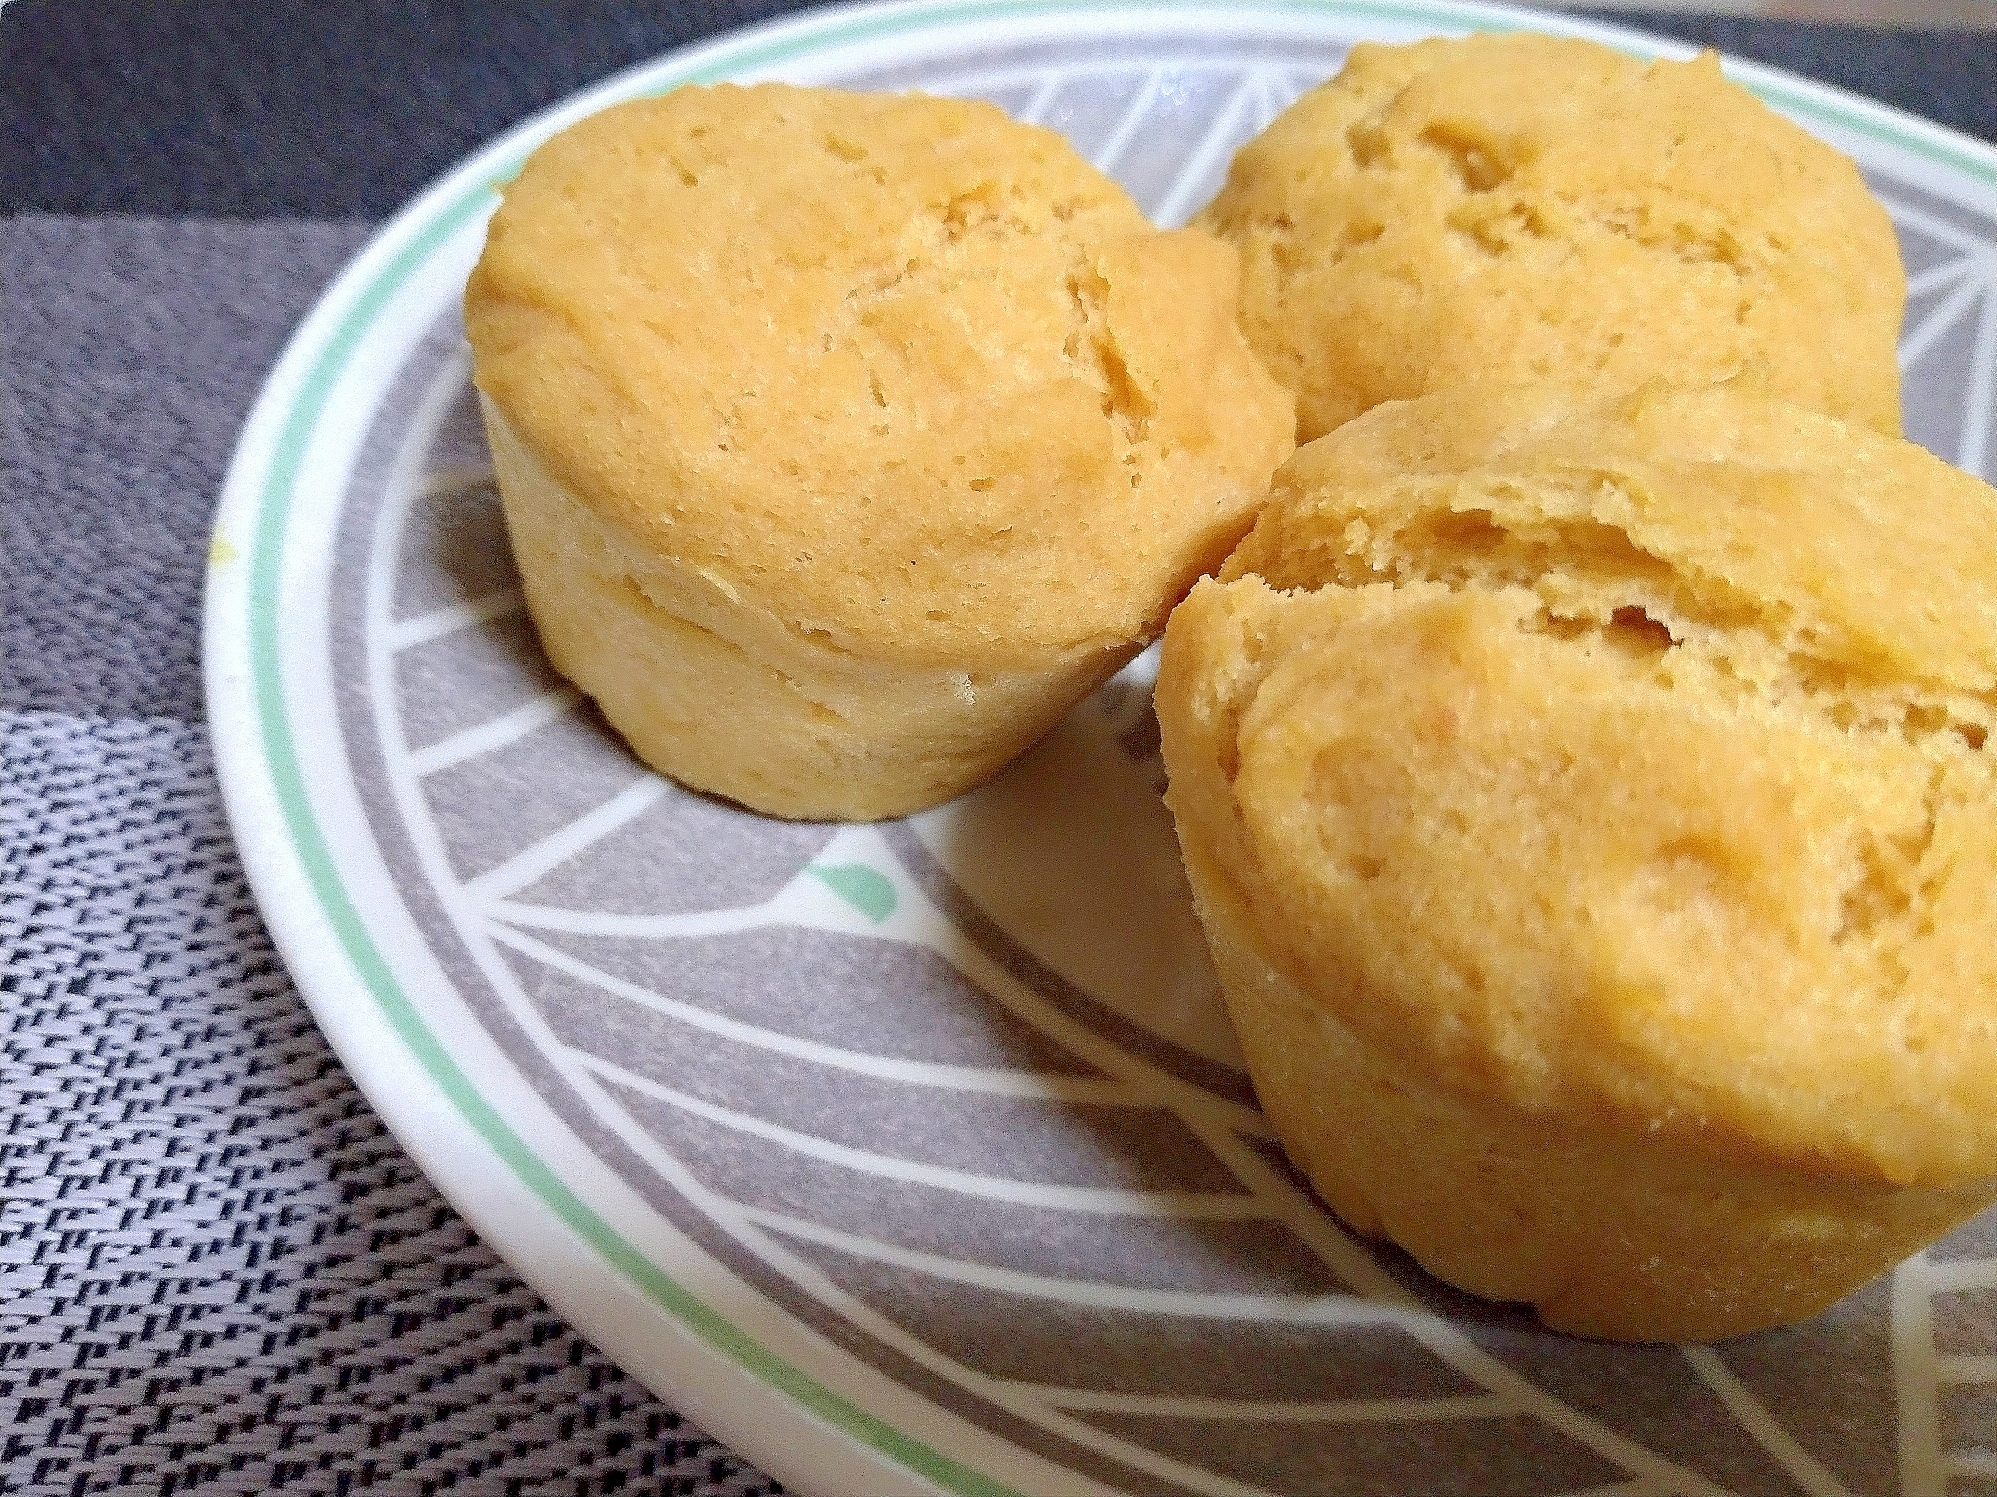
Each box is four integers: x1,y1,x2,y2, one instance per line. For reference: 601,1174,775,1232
465,83,1293,665
1195,34,1904,442
1159,382,1995,1186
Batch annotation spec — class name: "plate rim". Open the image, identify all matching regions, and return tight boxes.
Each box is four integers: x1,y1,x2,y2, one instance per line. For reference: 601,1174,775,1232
202,2,1997,1492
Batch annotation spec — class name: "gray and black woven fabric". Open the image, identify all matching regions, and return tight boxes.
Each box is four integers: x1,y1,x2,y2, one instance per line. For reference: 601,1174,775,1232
2,4,1991,1493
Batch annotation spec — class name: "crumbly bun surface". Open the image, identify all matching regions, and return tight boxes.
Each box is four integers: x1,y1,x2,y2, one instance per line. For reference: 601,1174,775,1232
464,83,1292,817
1196,35,1905,443
467,82,1292,666
1157,382,1996,1339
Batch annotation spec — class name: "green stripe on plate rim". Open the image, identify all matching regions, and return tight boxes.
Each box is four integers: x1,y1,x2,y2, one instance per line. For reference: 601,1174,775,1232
244,1,1996,1491
247,207,1022,1497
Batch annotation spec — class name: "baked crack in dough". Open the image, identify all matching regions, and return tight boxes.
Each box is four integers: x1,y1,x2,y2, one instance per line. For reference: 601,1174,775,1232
1157,381,1996,1340
465,83,1293,820
1197,34,1905,443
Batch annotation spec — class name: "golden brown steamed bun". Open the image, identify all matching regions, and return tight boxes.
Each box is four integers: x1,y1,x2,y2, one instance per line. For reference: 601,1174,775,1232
1196,34,1905,443
1156,381,1996,1341
465,83,1294,820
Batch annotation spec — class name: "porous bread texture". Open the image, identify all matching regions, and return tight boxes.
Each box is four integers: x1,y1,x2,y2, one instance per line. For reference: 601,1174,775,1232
465,83,1294,819
1195,34,1905,444
1156,381,1997,1340
484,402,1124,820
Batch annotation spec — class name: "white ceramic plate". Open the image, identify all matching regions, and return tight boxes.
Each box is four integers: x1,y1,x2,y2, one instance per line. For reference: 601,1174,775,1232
205,3,1997,1492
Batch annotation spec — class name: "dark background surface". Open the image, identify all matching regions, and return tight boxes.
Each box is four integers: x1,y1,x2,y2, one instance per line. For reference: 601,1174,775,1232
3,0,1993,220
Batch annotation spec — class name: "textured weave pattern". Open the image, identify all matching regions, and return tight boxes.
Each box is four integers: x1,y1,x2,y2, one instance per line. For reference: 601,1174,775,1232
0,712,782,1495
0,217,374,722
